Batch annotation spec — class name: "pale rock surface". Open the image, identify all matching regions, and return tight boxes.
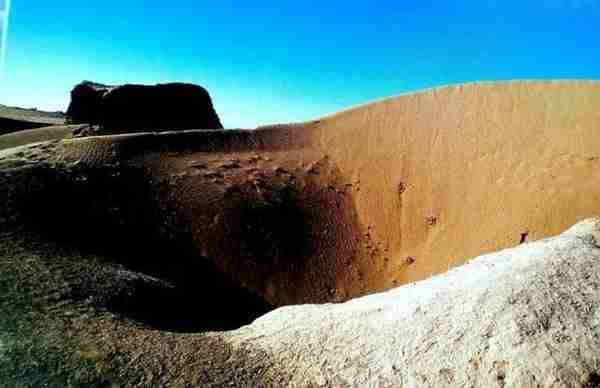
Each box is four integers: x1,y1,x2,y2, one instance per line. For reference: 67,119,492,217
229,218,600,387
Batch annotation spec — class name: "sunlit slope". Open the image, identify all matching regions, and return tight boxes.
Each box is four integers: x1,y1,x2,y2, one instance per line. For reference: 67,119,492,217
306,80,600,286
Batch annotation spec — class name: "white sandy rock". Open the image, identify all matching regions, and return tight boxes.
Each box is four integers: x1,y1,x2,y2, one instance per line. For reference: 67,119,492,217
229,218,600,387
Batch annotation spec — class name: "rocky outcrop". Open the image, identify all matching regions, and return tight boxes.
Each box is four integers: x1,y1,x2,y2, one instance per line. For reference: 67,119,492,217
65,81,113,126
66,81,223,134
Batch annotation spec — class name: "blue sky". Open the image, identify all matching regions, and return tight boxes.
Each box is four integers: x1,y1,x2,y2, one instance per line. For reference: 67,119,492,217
0,1,599,128
0,0,6,66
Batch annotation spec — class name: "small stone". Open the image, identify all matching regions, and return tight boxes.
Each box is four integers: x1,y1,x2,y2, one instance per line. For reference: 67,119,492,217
188,161,207,169
398,181,407,194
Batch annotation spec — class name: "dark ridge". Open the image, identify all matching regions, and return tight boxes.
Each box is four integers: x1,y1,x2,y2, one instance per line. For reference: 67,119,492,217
60,125,314,163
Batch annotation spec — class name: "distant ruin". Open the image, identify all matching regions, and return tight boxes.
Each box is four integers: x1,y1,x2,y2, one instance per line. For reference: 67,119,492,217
66,81,223,134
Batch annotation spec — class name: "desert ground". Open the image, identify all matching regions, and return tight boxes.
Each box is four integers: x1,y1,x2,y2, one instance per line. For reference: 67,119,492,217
2,80,600,386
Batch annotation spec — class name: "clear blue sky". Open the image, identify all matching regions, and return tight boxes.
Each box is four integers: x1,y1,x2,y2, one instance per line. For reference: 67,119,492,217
0,1,599,128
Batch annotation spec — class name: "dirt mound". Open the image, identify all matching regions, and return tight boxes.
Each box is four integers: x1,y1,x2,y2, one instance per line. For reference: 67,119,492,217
4,80,600,307
66,81,223,134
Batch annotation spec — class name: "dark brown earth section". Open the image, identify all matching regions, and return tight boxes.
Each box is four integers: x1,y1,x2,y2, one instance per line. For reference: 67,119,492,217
0,141,273,330
2,126,377,307
0,144,288,387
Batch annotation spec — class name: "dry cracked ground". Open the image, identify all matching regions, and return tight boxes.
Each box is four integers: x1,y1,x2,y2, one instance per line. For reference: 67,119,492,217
2,80,600,387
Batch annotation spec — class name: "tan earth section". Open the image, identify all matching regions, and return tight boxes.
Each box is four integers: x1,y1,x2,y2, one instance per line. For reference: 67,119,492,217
53,80,600,305
308,79,600,289
9,80,600,307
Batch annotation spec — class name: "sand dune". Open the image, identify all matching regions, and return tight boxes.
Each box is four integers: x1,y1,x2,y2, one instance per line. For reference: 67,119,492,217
4,80,600,307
